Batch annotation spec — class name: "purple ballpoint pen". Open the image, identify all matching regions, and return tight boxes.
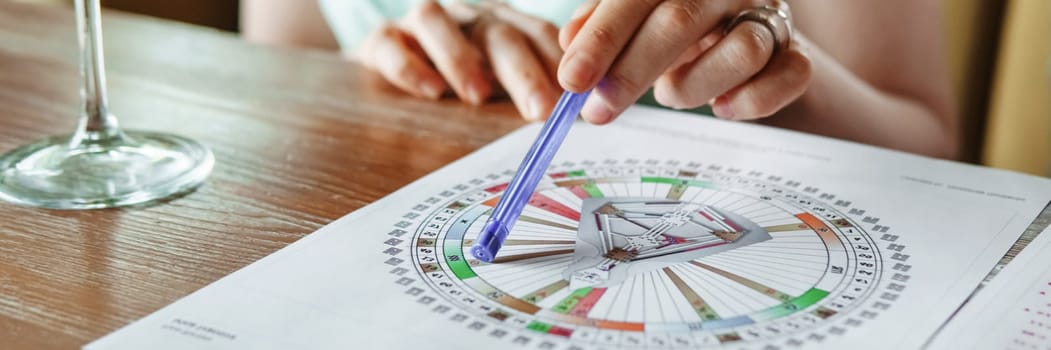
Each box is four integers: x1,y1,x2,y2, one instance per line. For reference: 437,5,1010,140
470,90,591,263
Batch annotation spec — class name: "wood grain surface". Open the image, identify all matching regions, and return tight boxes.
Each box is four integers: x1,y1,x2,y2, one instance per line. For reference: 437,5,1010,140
0,2,524,349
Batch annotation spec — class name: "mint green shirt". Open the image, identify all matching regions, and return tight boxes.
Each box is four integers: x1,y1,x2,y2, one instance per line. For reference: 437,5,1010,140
318,0,584,53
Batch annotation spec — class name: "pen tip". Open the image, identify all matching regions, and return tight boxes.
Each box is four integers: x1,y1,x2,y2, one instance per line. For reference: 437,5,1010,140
471,245,494,263
471,221,509,263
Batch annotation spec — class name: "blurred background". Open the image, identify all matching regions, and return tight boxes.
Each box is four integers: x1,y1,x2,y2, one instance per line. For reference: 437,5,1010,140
63,0,240,31
14,0,1051,177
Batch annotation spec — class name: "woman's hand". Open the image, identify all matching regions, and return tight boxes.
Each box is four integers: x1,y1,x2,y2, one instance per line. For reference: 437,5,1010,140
355,1,563,121
559,0,812,124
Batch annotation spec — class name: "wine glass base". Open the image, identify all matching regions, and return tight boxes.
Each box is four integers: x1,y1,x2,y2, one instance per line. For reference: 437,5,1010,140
0,131,214,209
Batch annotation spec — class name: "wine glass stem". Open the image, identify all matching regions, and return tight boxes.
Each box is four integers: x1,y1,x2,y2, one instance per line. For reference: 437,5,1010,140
73,0,124,145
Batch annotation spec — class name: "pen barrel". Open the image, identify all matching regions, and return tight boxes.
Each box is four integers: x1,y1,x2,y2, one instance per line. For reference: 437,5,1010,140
469,91,591,263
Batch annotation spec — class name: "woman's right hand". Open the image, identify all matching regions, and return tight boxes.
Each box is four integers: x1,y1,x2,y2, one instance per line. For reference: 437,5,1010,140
354,1,563,121
557,0,812,124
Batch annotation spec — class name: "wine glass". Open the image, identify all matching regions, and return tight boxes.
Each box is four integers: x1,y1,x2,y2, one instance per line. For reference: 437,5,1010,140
0,0,214,209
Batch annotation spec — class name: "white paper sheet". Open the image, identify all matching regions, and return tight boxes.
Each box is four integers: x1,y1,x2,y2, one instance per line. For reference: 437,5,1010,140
85,106,1051,349
929,225,1051,349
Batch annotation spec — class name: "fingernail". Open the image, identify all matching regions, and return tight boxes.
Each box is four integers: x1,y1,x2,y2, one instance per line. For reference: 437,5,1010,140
581,95,613,124
712,96,736,120
465,79,487,105
420,81,442,100
526,92,546,121
559,51,596,92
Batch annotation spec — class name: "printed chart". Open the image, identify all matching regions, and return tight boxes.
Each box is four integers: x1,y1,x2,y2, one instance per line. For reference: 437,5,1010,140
84,107,1051,350
387,160,906,349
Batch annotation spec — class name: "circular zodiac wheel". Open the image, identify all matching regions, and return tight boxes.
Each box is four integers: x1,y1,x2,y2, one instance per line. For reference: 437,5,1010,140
387,160,905,349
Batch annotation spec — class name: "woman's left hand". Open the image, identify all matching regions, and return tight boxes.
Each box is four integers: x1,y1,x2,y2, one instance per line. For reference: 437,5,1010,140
558,0,812,124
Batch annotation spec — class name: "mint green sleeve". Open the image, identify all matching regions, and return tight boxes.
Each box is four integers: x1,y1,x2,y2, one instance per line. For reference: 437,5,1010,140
317,0,421,54
318,0,583,54
505,0,582,27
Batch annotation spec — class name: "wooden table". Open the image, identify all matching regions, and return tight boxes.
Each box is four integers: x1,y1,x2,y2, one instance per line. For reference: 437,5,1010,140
0,2,524,348
2,2,1049,350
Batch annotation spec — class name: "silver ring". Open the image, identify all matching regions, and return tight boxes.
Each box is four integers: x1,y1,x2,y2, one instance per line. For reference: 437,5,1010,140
726,0,793,52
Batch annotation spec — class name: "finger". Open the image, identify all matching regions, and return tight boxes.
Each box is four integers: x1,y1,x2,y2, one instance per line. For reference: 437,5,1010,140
401,1,492,105
653,20,777,110
712,45,812,120
558,0,599,50
443,1,479,23
557,0,661,93
667,31,723,73
359,23,446,99
479,21,560,121
486,5,563,82
585,0,741,123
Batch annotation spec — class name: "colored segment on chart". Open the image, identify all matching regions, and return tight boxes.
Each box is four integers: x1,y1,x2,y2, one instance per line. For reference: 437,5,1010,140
663,267,721,320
